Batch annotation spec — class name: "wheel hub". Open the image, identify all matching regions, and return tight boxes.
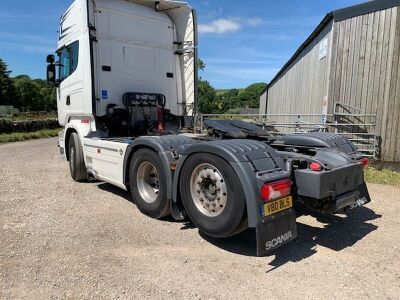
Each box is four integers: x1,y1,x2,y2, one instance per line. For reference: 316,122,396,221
190,163,227,217
137,161,160,204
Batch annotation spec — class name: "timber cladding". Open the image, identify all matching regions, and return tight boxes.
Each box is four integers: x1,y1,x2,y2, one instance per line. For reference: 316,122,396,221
262,0,400,162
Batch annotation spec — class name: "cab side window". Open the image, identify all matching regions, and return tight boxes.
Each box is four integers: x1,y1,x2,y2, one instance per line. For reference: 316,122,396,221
57,41,79,82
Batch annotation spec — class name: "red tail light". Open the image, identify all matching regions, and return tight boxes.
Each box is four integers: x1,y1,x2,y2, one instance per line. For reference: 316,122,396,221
261,179,292,202
309,162,322,172
360,157,369,168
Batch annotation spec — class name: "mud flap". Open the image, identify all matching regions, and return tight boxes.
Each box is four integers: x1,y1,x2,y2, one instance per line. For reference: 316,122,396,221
256,208,297,256
357,182,371,204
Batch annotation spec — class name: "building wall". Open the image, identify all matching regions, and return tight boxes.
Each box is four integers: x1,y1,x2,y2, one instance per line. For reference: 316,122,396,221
329,7,400,162
267,21,333,117
259,90,267,114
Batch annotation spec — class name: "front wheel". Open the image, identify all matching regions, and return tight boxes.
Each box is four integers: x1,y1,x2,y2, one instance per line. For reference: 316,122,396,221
68,132,87,182
179,153,247,238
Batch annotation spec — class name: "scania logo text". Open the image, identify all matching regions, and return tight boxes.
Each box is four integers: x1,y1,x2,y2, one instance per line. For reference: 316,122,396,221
265,231,293,250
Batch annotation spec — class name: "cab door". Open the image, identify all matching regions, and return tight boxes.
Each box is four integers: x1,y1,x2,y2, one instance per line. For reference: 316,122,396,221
57,40,84,125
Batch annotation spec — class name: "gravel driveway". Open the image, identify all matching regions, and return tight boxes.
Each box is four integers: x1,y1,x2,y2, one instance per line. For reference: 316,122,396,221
1,137,399,299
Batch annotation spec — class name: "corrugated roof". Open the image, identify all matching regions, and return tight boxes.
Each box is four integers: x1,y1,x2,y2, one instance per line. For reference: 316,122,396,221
267,0,400,88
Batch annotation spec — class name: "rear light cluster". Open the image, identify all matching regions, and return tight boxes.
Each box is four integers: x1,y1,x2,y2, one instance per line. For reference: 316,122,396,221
261,179,292,203
360,157,369,168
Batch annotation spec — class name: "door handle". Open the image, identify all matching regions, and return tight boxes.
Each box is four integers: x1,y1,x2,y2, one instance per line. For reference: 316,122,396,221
66,95,70,106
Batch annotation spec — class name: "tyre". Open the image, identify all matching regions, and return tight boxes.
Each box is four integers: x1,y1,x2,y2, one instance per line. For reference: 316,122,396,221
129,149,170,219
179,153,247,238
68,132,87,182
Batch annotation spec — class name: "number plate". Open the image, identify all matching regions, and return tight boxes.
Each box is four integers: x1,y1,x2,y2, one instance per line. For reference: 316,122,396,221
263,196,293,217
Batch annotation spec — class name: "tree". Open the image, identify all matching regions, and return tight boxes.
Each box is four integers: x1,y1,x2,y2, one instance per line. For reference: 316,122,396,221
239,82,267,108
13,75,40,111
33,79,57,111
197,79,217,114
0,58,15,106
197,59,206,71
11,76,56,112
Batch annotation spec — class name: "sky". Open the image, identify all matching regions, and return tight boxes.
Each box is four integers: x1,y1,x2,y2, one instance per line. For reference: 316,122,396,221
0,0,366,89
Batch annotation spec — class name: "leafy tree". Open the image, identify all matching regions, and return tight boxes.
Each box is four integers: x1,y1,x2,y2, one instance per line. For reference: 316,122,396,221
213,83,266,113
11,75,56,112
197,58,219,113
197,59,206,71
0,58,15,106
239,82,267,108
13,75,40,111
197,79,217,114
33,79,57,111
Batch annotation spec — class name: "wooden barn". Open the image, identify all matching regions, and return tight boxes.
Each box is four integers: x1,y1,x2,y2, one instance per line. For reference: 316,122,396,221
260,0,400,163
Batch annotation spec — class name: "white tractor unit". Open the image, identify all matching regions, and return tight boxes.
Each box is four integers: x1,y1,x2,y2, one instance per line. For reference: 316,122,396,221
47,0,371,256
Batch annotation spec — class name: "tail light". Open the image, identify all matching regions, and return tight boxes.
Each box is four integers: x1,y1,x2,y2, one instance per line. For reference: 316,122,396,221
309,162,322,172
261,179,292,203
360,157,369,168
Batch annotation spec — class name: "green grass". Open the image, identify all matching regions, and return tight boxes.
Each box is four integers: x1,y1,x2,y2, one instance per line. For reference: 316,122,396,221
0,128,61,144
364,167,400,186
216,88,245,96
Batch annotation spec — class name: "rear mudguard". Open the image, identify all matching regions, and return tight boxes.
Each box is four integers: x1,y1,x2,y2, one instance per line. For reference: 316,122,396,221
172,139,290,227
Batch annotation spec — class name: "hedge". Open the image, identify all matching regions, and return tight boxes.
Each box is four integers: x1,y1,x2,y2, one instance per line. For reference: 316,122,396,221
0,119,60,134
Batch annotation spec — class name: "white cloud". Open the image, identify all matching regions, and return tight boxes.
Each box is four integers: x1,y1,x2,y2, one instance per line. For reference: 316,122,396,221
198,19,241,34
247,17,263,27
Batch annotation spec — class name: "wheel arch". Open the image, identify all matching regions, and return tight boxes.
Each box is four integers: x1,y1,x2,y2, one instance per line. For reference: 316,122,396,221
172,140,277,228
64,127,78,161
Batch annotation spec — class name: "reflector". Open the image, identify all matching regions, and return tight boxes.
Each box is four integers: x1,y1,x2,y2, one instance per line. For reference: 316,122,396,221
309,162,322,172
360,157,369,168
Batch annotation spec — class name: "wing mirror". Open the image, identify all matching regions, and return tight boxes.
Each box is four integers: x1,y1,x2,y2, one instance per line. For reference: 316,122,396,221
46,54,59,87
46,54,55,64
46,64,56,84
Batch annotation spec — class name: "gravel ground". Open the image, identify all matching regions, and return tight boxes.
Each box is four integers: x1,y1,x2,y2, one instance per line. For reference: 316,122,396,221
1,137,399,299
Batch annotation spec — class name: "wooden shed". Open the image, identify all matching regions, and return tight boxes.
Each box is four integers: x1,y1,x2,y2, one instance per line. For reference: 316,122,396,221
260,0,400,162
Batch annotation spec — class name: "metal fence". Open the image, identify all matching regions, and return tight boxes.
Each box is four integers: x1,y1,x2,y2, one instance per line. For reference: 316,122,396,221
197,112,377,158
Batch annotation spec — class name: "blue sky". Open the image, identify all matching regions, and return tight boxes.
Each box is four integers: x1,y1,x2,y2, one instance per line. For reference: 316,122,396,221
0,0,366,89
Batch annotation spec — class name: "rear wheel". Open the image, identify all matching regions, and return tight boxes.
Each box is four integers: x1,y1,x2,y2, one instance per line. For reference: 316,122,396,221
129,149,170,219
68,132,87,182
179,153,247,238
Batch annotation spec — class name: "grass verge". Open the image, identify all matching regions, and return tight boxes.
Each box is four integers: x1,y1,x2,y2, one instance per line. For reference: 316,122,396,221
0,128,61,144
364,167,400,186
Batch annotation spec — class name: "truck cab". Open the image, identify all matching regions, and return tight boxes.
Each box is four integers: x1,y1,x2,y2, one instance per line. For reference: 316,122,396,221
47,0,196,129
